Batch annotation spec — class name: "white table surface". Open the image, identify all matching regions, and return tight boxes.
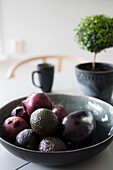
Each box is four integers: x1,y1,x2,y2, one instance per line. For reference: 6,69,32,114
0,66,113,170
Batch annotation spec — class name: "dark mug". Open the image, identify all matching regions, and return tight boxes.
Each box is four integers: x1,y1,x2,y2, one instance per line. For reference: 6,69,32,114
32,63,54,92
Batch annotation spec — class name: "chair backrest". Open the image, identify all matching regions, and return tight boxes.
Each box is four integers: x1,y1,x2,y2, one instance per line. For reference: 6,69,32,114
7,55,89,79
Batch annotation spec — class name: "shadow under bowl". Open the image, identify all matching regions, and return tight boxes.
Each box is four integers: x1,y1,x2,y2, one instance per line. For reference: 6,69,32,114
0,93,113,166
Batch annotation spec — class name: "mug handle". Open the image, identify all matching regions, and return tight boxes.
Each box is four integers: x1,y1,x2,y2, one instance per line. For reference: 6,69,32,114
32,71,42,88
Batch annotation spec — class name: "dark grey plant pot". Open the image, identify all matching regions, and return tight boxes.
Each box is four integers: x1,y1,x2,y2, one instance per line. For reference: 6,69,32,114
75,63,113,103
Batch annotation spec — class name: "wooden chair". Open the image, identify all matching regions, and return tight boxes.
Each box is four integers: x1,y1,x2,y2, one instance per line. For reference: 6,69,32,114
7,55,89,79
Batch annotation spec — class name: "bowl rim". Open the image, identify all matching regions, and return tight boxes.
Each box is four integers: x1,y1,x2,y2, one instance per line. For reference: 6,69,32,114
0,93,113,154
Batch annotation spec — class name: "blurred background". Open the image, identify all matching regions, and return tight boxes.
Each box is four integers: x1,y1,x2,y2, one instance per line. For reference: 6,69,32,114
0,0,113,61
0,0,113,105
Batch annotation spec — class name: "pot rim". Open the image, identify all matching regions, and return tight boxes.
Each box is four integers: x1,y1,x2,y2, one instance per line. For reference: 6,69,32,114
75,62,113,74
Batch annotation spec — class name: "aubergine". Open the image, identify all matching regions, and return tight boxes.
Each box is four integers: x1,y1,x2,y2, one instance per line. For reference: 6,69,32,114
61,109,96,149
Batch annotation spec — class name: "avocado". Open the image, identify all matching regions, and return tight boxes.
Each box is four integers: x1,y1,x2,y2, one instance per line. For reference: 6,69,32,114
38,137,66,152
15,129,40,150
30,108,59,137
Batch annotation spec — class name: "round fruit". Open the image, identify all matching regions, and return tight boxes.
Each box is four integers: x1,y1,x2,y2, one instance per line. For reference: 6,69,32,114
22,93,53,116
30,108,59,137
39,137,66,152
11,104,29,123
15,129,40,150
3,116,28,142
61,110,96,148
52,106,67,121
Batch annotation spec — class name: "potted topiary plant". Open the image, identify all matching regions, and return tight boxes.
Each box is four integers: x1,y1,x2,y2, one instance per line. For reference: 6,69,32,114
74,14,113,103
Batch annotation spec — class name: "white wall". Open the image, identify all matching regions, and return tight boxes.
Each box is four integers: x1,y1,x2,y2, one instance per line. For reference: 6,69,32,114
0,0,3,54
1,0,113,63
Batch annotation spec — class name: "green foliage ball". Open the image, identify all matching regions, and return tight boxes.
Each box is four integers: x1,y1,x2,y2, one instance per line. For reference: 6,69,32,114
74,14,113,53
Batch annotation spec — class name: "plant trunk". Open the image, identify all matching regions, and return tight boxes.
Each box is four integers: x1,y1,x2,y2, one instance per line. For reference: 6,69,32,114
92,53,97,70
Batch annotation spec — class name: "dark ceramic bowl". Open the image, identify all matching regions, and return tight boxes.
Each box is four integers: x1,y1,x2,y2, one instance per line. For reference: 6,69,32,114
0,94,113,166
